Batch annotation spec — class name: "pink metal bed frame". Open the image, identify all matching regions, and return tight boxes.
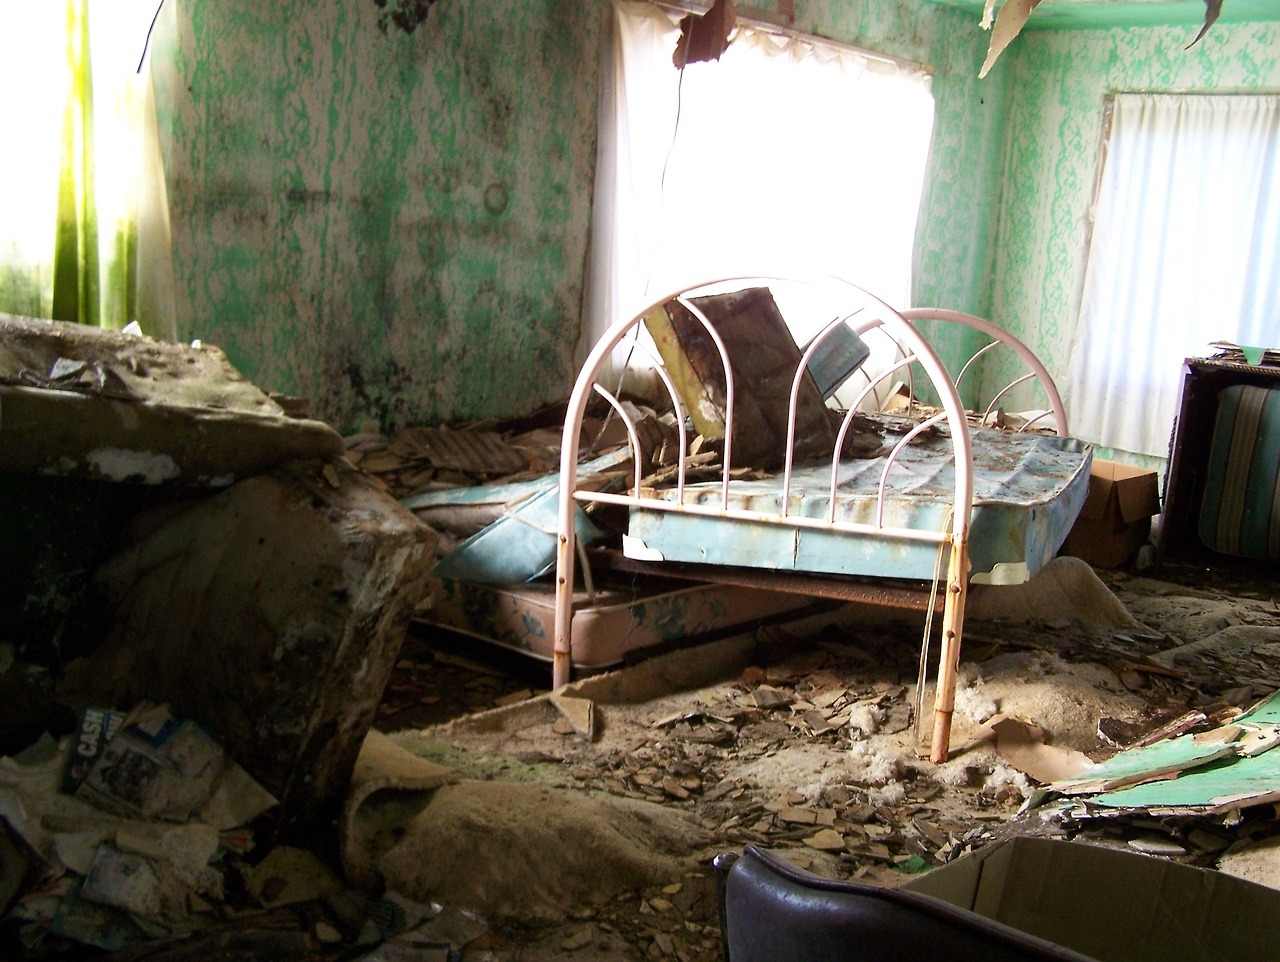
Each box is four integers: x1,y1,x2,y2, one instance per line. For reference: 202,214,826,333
552,275,1069,763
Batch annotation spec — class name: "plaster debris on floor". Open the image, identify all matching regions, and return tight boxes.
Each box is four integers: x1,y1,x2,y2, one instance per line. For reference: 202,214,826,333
346,559,1280,960
5,554,1280,960
5,319,1280,960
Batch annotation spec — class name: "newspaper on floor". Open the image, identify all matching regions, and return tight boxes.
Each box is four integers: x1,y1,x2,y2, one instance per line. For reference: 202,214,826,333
74,704,238,823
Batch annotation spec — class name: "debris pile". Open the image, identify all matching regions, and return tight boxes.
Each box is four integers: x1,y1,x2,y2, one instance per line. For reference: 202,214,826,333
345,422,545,497
1015,688,1280,866
375,641,542,731
360,563,1280,958
0,704,276,955
0,710,508,961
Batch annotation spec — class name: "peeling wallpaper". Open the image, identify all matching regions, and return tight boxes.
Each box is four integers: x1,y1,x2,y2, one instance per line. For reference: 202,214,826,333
158,0,1009,429
986,20,1280,414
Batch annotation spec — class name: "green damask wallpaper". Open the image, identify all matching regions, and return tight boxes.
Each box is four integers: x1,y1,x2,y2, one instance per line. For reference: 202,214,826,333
159,1,604,430
155,0,1005,430
985,20,1280,424
140,2,1280,432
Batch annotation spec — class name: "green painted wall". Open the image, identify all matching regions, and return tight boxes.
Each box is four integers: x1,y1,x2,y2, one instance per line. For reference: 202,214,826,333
985,20,1280,413
135,0,1280,436
157,0,1006,431
161,0,604,431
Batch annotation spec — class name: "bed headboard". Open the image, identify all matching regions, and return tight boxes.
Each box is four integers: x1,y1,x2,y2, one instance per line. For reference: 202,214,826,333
552,276,974,673
550,273,1077,764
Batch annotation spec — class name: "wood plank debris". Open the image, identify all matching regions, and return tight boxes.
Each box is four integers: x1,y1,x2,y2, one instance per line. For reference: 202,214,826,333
550,693,596,740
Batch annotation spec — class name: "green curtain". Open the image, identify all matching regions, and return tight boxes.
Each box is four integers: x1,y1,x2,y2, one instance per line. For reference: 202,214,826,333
0,0,172,337
51,0,139,331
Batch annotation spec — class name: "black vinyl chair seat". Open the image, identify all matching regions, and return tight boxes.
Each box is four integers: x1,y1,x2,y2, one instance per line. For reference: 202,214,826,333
713,845,1096,962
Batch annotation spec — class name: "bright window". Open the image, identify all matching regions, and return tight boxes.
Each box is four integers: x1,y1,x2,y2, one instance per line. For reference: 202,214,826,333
586,1,936,350
0,0,176,336
1067,93,1280,459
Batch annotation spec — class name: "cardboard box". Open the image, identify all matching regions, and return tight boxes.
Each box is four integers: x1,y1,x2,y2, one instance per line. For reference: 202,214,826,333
1061,458,1160,568
904,837,1280,962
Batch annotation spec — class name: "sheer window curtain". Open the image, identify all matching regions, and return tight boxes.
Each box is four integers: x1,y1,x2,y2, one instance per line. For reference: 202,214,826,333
0,0,176,339
1066,93,1280,460
585,1,935,358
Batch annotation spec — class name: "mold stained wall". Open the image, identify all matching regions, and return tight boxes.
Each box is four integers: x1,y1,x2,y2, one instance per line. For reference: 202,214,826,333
161,0,606,431
157,0,1002,431
984,19,1280,423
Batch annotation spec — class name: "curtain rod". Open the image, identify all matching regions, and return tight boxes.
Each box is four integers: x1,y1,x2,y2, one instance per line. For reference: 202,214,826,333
1110,87,1280,96
644,1,933,75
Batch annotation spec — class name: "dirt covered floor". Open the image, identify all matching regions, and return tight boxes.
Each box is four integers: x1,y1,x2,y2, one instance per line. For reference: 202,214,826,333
365,555,1280,961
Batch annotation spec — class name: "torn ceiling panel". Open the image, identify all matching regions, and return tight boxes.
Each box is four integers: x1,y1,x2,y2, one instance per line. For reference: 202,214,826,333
928,0,1278,31
928,0,1268,76
979,0,1043,78
673,0,738,67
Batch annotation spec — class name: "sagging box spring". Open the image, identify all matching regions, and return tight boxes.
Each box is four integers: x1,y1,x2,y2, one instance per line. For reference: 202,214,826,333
420,576,818,669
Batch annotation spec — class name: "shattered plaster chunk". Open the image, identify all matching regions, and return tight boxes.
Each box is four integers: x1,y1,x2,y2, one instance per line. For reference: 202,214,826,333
0,314,343,486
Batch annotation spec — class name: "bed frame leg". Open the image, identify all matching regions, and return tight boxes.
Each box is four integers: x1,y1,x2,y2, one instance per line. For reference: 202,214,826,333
930,537,969,764
553,531,574,690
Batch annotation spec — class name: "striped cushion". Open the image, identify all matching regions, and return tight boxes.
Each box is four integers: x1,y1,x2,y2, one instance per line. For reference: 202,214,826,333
1198,385,1280,559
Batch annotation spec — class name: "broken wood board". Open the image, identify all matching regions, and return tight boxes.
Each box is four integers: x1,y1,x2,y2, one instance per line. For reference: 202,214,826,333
1090,745,1280,814
985,714,1094,784
550,693,595,740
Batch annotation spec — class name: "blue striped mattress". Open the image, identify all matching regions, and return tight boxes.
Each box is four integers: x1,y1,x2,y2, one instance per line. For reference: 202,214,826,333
1199,384,1280,560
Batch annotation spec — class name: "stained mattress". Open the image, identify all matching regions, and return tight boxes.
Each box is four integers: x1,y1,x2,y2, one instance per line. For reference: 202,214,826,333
625,426,1093,586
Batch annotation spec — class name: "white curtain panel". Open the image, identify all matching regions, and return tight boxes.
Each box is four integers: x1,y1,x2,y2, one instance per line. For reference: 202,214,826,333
1066,93,1280,458
585,1,935,353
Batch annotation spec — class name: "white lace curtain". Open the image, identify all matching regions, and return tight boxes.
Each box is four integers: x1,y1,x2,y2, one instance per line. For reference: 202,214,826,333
1066,93,1280,459
585,1,935,350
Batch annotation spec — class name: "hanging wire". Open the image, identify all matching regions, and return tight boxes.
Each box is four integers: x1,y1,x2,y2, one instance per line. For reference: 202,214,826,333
914,508,952,750
575,536,597,605
587,53,690,459
137,0,165,73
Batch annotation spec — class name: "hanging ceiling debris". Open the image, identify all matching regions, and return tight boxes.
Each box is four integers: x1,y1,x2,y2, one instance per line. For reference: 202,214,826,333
978,0,1226,77
673,0,738,67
